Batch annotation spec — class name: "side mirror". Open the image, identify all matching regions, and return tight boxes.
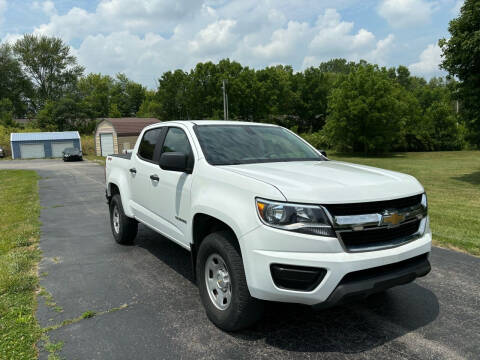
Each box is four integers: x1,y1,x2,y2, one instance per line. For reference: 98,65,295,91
317,149,327,157
159,152,189,173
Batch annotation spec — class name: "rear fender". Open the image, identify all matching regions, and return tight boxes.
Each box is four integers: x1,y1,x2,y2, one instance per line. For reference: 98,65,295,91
107,176,134,217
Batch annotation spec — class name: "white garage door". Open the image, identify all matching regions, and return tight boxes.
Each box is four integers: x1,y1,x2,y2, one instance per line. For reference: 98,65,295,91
20,143,45,159
100,133,114,156
51,142,74,157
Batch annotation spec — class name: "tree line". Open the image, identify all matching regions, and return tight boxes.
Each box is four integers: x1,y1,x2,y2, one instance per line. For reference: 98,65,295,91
0,1,478,153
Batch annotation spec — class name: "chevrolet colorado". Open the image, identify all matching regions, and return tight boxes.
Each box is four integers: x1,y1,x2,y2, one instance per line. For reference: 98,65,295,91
105,121,431,331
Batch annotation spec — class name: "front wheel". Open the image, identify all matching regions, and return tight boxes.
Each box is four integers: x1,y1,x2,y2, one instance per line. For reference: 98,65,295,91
196,231,263,331
109,194,137,245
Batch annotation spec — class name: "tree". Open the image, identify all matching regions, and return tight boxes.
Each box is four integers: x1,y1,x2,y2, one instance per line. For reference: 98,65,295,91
108,103,122,118
318,58,356,74
324,64,403,153
439,0,480,146
156,70,190,120
110,74,146,117
77,73,113,118
0,43,32,117
13,35,84,110
396,66,412,89
0,98,15,126
37,96,91,131
295,67,335,132
137,90,162,118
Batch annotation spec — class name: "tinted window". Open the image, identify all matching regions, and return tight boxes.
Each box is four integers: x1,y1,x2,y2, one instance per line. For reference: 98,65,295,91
162,128,192,155
138,128,162,161
194,125,322,165
162,128,194,169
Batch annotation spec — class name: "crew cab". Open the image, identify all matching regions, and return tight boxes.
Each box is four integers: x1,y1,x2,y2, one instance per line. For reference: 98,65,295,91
105,120,431,331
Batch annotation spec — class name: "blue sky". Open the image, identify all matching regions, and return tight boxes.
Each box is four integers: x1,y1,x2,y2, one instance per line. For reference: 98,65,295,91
0,0,463,88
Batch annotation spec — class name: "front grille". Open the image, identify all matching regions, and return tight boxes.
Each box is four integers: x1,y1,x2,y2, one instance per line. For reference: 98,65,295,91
339,219,421,251
324,194,422,216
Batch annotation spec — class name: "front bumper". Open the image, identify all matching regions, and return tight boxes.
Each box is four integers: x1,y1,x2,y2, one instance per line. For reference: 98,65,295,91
240,222,432,306
63,155,82,161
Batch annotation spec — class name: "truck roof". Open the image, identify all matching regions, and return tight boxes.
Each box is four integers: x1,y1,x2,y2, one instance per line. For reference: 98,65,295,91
152,120,278,127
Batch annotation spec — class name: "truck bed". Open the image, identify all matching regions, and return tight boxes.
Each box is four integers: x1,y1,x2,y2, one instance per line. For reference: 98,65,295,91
109,153,132,160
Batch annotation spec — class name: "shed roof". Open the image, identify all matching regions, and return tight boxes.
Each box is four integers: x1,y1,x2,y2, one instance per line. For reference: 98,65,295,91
99,118,160,136
11,131,80,142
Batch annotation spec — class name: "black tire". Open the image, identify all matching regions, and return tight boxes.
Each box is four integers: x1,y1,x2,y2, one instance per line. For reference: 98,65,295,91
196,231,263,331
109,194,138,245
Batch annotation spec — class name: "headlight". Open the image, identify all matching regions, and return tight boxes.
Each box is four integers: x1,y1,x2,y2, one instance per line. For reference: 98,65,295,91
256,198,336,237
421,193,427,210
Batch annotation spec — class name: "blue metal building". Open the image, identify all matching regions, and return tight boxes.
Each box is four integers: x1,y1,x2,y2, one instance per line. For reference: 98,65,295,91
10,131,82,159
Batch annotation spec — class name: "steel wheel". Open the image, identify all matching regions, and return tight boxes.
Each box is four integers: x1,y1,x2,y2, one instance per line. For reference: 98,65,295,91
112,205,120,234
205,253,232,310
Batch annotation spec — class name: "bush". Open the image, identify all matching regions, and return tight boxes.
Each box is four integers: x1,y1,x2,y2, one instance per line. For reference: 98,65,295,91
81,135,95,156
300,131,329,150
0,125,42,158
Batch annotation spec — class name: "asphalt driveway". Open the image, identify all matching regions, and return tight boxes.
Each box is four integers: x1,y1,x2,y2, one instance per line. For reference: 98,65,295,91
1,159,479,359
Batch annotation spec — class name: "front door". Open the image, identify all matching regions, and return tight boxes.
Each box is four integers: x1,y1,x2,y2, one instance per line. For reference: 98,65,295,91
153,127,195,247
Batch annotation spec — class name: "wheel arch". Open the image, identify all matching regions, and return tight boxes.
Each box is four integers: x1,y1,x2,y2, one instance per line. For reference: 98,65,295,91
106,178,134,217
190,212,241,281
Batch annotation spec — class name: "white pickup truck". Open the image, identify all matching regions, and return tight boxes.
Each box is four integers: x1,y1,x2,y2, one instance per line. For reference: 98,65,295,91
105,120,431,331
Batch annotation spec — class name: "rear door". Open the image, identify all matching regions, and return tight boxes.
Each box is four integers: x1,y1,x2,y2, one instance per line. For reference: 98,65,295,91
129,127,166,229
51,142,74,157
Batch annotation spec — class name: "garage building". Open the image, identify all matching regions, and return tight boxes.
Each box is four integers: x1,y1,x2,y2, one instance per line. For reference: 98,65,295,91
95,118,159,156
10,131,81,159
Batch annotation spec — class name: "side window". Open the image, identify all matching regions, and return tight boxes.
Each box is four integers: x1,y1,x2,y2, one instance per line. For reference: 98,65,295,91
138,128,162,161
161,127,194,168
162,128,191,155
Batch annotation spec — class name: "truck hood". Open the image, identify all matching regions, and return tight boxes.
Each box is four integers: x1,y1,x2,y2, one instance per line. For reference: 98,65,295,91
221,161,424,203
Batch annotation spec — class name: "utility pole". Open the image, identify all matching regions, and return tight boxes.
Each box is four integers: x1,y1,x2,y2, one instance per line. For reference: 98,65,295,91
222,79,229,120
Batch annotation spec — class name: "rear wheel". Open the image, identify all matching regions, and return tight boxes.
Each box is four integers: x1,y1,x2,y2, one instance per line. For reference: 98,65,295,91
197,231,263,331
109,194,137,245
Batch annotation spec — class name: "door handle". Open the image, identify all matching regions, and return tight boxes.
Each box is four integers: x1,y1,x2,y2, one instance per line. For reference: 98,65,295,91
129,168,137,174
150,174,160,181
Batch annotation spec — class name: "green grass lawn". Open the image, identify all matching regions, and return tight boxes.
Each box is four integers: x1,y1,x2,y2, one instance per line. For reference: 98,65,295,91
0,170,41,359
330,151,480,256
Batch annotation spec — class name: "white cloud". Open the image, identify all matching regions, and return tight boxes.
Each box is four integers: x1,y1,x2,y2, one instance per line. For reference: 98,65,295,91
251,21,310,61
305,9,394,66
29,2,397,87
378,0,435,28
1,33,22,45
409,43,443,76
33,1,56,16
75,32,173,85
189,19,238,55
452,0,463,15
310,9,375,56
34,0,204,40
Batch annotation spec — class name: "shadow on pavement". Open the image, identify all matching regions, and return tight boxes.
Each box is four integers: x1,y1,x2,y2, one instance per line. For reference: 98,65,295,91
452,170,480,185
135,224,439,355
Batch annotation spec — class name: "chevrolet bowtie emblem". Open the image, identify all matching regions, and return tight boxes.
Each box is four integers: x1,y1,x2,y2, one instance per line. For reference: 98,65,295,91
382,211,405,226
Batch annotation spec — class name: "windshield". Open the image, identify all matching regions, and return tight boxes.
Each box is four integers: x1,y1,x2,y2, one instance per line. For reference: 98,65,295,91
194,125,323,165
64,148,78,154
